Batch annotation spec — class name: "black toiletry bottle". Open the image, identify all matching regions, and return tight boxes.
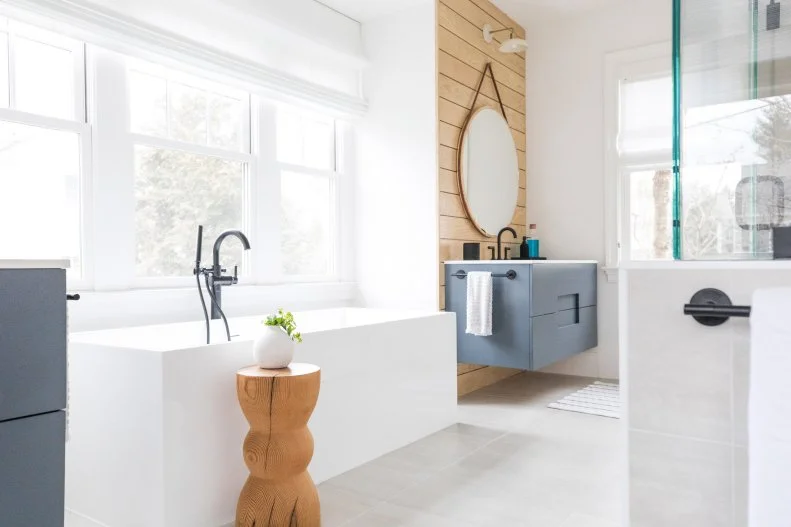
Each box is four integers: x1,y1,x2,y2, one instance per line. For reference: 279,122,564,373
520,236,529,259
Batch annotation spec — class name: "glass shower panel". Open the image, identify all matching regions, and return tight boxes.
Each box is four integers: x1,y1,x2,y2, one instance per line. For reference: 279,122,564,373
676,0,791,259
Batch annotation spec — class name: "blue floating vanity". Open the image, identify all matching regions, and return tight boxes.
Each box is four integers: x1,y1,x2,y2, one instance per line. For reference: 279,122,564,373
445,261,598,370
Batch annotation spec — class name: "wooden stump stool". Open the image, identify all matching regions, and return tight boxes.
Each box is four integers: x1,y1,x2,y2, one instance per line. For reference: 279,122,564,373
236,364,321,527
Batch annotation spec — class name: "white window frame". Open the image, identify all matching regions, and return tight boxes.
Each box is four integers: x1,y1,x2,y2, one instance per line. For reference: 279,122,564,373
126,59,255,289
0,19,92,288
1,15,352,292
604,42,671,282
272,108,342,283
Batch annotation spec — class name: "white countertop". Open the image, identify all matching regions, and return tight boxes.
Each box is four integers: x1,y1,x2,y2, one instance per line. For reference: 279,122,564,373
0,259,71,269
444,260,598,265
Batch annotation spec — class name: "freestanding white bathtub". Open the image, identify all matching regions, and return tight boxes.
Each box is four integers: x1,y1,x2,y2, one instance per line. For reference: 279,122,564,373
65,308,457,527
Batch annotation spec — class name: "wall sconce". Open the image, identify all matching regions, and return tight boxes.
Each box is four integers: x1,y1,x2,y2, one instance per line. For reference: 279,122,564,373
482,24,528,53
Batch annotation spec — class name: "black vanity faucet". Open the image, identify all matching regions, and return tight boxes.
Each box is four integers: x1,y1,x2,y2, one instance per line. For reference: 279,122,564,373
208,230,251,320
496,227,517,260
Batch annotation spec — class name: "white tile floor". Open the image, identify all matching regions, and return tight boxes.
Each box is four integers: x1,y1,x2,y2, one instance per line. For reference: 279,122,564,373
319,372,623,527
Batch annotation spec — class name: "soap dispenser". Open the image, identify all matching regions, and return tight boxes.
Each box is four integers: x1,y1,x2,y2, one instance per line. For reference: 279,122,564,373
520,236,530,259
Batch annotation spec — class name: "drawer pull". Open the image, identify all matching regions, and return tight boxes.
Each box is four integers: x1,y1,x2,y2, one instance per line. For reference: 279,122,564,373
67,294,81,301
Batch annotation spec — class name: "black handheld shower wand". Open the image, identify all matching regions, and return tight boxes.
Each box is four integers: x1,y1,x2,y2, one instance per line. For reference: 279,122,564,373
194,226,211,344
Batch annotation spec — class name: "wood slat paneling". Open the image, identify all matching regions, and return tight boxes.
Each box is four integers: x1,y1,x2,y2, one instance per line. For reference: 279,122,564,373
513,206,526,226
439,168,459,193
458,364,487,375
458,366,522,396
437,0,527,397
468,0,526,40
438,75,525,133
439,96,526,135
439,49,524,96
438,3,525,76
448,0,525,60
440,118,525,155
439,121,461,149
438,50,525,113
438,28,526,97
439,191,467,218
439,145,457,171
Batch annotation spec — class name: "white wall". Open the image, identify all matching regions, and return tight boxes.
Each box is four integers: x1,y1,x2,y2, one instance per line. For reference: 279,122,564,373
53,0,365,95
355,2,439,310
526,0,671,379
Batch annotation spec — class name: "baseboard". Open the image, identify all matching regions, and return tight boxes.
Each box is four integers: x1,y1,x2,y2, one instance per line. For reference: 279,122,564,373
457,365,522,396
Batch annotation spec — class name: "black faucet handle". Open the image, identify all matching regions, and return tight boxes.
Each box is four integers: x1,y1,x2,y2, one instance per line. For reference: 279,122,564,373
487,246,496,260
504,247,512,260
232,265,239,284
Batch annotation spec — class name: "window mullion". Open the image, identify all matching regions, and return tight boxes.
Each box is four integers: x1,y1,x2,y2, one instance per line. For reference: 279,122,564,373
336,122,353,282
255,100,282,283
75,42,87,123
7,29,15,108
89,47,136,290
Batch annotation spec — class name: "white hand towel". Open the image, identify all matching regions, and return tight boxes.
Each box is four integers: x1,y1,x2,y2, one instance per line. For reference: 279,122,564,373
466,272,493,337
750,288,791,527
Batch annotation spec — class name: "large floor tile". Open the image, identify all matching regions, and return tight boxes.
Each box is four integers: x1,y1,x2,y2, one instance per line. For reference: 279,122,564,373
342,503,480,527
324,453,436,502
388,465,568,527
561,513,619,527
320,373,622,526
318,483,382,527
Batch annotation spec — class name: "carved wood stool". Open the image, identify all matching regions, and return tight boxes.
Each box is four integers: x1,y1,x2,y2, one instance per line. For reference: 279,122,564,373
236,364,321,527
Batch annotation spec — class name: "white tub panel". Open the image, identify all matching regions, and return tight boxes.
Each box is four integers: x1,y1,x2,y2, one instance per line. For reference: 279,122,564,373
66,309,457,527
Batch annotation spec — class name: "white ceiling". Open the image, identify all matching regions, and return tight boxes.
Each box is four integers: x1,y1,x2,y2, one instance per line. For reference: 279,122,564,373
318,0,626,26
492,0,627,26
316,0,430,22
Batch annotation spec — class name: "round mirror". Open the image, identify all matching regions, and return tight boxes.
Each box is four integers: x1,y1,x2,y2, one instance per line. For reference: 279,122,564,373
458,107,519,236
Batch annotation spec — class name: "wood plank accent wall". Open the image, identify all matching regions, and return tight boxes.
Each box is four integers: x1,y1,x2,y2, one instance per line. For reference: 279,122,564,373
436,0,527,397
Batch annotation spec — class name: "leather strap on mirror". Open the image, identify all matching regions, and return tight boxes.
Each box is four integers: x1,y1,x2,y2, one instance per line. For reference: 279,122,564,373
469,62,508,125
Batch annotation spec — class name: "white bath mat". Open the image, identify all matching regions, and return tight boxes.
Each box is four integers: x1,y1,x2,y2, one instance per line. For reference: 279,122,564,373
548,381,620,419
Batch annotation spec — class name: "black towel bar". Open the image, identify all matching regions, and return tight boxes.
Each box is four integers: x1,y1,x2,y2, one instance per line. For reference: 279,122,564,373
452,270,517,280
683,288,751,326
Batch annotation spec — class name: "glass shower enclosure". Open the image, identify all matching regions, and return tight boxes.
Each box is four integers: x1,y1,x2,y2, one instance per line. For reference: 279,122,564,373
674,0,791,260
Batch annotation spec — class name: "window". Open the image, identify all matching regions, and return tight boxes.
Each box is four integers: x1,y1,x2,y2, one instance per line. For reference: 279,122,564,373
0,19,87,279
0,16,348,289
276,108,339,277
611,53,674,264
128,63,252,280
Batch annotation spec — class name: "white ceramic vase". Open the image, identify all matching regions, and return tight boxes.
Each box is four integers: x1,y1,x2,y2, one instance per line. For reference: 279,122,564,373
253,326,295,369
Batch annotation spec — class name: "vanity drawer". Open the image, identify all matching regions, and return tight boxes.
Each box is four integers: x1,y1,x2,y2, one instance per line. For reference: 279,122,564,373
0,269,67,422
531,306,598,370
530,264,597,317
0,411,65,526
